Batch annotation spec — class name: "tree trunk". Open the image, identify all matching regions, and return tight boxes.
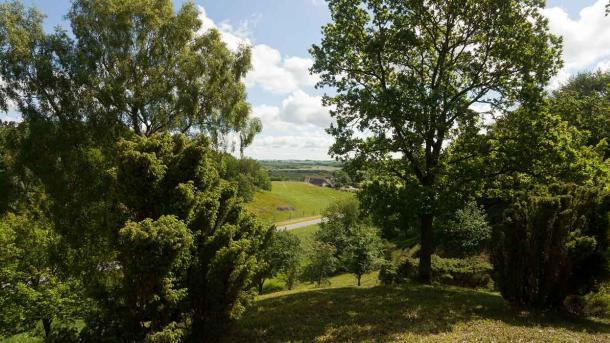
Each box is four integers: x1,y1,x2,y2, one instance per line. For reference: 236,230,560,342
419,212,434,283
357,274,361,286
258,279,265,295
42,317,52,337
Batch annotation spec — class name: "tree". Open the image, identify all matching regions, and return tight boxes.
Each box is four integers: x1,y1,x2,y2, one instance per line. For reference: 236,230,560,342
255,230,302,294
0,1,268,339
332,170,352,188
315,198,365,260
550,71,610,158
439,201,491,257
0,0,256,146
311,0,562,282
341,225,384,286
0,213,84,338
492,184,610,309
301,241,338,287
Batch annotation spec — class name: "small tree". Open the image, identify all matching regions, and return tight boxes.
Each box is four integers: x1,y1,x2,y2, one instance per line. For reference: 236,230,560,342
256,230,302,294
341,225,384,286
440,201,491,257
302,242,338,287
316,198,365,260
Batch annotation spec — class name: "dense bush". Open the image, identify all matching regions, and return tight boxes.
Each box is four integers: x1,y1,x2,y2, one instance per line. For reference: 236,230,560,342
396,255,493,289
81,134,270,341
439,201,491,257
492,185,610,309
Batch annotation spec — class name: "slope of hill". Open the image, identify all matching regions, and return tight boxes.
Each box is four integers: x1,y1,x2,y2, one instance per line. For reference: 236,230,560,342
226,283,610,342
246,181,354,224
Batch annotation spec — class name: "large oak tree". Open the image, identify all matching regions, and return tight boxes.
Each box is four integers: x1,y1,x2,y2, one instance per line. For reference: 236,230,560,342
311,0,562,281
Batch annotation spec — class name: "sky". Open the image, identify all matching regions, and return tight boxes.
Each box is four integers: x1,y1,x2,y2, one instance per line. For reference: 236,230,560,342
1,0,610,160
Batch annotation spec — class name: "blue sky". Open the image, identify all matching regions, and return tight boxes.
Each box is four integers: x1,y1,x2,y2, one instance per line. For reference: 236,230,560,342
2,0,610,159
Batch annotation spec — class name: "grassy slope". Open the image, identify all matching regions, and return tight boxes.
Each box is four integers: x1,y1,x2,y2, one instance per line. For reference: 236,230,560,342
237,226,610,342
227,283,610,342
246,181,353,224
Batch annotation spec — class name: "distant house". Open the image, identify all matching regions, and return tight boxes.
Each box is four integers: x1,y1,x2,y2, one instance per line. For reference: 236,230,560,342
304,176,336,188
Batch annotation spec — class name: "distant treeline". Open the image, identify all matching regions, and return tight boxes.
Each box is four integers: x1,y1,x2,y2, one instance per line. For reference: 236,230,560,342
259,160,342,181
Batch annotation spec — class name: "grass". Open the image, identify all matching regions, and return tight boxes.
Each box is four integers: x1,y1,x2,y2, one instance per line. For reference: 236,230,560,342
288,224,319,253
246,181,354,224
226,283,610,342
1,334,42,343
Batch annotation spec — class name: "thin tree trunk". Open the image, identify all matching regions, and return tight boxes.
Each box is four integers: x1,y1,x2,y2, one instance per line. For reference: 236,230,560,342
419,212,434,283
42,317,52,337
357,274,361,286
258,279,265,295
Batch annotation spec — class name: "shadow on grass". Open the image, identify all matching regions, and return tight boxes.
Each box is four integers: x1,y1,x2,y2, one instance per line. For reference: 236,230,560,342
225,284,610,342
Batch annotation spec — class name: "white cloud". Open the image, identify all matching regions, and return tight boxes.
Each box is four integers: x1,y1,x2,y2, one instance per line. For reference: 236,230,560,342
279,90,330,127
543,0,610,87
246,133,333,160
196,5,332,159
244,46,319,94
197,6,318,95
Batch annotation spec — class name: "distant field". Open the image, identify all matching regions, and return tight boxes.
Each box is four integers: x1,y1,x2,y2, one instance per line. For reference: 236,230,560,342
246,181,354,224
259,160,342,181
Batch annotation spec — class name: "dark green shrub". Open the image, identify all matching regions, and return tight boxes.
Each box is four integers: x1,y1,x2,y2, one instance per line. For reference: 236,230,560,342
492,185,610,309
45,327,79,343
378,260,399,285
145,322,185,343
439,201,491,257
396,255,492,289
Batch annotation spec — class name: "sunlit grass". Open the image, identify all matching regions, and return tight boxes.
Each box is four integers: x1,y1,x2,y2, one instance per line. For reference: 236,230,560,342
246,181,354,224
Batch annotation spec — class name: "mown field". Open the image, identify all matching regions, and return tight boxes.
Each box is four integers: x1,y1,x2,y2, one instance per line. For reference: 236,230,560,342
246,181,354,223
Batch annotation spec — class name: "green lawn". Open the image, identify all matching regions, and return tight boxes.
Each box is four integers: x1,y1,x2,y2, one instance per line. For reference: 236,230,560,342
289,224,319,253
246,181,354,224
226,283,610,342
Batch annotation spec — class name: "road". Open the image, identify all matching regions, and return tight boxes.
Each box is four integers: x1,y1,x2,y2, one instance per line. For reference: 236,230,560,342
275,217,324,231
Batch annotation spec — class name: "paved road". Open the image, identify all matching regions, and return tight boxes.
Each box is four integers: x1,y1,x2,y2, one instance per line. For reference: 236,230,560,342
275,217,324,231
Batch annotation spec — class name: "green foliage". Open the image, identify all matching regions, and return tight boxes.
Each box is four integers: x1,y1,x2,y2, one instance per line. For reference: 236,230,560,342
301,241,338,287
358,173,420,240
0,0,253,143
439,201,491,257
396,255,493,289
312,0,562,282
313,199,384,285
117,216,193,332
492,185,610,309
332,170,352,188
256,230,302,293
219,155,271,202
340,225,384,286
315,198,364,259
145,322,185,343
98,133,270,340
550,71,610,158
0,213,84,338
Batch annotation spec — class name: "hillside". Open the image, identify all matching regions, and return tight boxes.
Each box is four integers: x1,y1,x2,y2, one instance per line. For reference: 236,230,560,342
226,283,610,342
246,181,354,223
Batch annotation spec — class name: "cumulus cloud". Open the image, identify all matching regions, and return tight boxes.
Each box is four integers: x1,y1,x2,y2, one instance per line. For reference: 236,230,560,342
197,6,319,95
279,90,330,127
246,133,333,160
196,5,332,159
543,0,610,88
